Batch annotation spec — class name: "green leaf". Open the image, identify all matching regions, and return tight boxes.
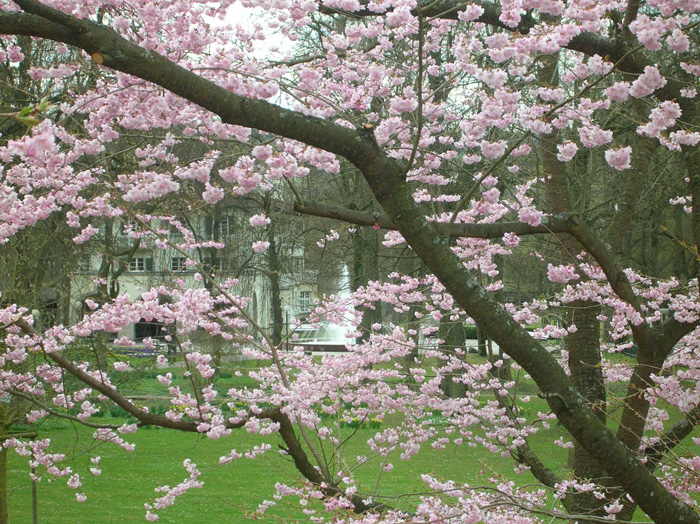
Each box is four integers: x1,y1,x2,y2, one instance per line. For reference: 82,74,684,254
16,115,41,128
17,105,33,117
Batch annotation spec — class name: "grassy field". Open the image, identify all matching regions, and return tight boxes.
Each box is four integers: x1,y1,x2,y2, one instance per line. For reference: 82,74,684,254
6,405,570,522
3,354,689,522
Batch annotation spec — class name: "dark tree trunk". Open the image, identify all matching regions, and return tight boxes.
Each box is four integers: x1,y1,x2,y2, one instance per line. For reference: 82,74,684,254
539,53,607,517
267,227,284,347
476,325,486,356
439,318,467,398
351,225,382,343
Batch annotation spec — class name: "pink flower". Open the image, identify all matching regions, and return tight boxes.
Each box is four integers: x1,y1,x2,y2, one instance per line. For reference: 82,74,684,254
605,500,624,515
667,28,689,52
605,82,630,102
251,145,272,161
557,141,578,162
202,184,224,204
6,127,55,158
67,474,82,489
386,5,412,27
73,225,99,245
113,361,129,372
249,214,271,227
482,188,500,203
252,241,270,253
84,298,99,310
630,66,666,98
458,4,484,21
578,125,613,147
547,264,580,284
605,146,632,171
389,97,417,114
480,140,507,159
518,206,542,226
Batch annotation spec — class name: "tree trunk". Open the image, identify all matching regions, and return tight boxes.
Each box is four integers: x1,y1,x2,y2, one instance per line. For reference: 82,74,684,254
476,325,486,356
566,302,607,514
0,445,7,524
439,318,466,398
351,225,382,343
539,52,608,517
267,227,284,347
0,410,8,524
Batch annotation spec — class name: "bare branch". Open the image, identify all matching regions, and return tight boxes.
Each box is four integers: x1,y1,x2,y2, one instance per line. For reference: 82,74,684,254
9,389,121,430
643,405,700,471
293,199,578,238
11,316,272,432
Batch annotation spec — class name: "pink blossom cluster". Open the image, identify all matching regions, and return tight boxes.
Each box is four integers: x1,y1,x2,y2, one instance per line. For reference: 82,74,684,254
145,460,203,521
604,146,632,171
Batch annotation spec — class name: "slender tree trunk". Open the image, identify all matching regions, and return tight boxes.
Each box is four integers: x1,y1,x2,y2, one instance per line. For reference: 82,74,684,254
0,408,8,524
0,445,7,524
56,272,72,326
351,225,382,343
476,325,486,356
539,52,607,516
439,318,466,398
267,227,284,347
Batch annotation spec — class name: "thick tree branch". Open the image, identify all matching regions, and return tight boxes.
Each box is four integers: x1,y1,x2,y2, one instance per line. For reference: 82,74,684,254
293,199,578,238
357,155,699,524
622,0,641,28
3,5,374,170
569,221,642,314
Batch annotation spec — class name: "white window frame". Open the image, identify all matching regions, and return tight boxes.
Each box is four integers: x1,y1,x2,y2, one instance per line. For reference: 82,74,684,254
170,257,187,271
299,291,311,312
129,257,148,272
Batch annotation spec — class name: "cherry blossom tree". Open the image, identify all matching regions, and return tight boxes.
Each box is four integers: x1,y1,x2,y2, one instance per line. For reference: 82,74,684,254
0,0,699,522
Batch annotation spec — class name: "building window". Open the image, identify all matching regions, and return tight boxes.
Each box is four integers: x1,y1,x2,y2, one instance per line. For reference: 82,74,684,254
218,216,231,238
299,291,311,312
79,254,91,272
290,257,304,272
129,257,152,272
170,257,187,271
203,257,227,272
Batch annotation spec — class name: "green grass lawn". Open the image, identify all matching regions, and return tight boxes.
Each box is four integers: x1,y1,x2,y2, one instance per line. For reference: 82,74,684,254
7,424,297,523
6,406,571,523
4,355,693,523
